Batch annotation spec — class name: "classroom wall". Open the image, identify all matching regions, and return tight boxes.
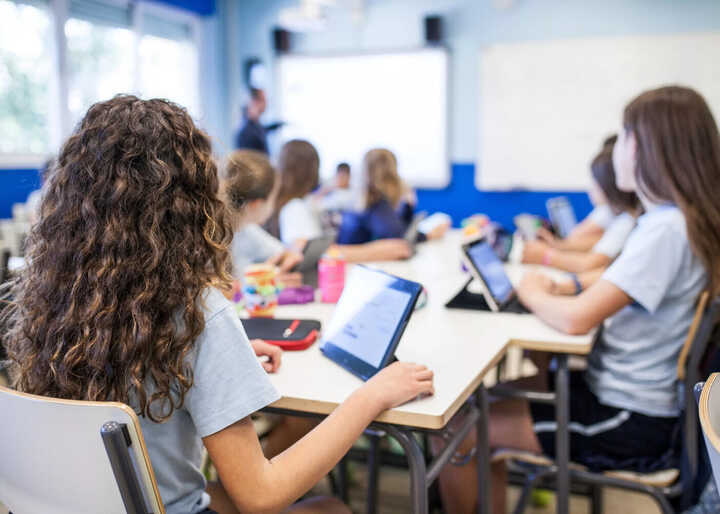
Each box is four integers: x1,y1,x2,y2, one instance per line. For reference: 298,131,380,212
227,0,720,227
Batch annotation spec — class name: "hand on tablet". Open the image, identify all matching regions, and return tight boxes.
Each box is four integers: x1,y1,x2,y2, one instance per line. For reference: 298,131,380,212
363,362,434,411
267,250,303,272
250,339,283,373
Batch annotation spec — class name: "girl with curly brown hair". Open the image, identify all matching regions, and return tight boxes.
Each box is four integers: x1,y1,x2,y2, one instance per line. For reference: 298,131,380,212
2,96,434,514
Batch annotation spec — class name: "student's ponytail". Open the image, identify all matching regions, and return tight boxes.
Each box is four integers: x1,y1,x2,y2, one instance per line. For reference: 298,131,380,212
624,86,720,294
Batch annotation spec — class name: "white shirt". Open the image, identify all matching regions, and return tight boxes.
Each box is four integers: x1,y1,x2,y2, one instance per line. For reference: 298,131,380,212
279,197,323,245
586,204,615,230
592,212,636,259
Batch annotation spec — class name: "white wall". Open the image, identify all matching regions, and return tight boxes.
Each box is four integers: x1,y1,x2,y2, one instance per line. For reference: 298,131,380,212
225,0,720,163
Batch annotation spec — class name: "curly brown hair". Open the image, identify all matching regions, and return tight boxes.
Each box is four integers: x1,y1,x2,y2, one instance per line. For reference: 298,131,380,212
3,95,233,422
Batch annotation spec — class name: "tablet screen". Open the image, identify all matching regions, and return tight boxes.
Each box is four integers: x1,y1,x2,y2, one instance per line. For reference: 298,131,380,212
547,198,577,238
466,241,514,304
322,266,414,368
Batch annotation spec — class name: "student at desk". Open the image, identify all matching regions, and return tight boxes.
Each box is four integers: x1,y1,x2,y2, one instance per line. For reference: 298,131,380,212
222,149,302,286
267,140,414,261
522,137,641,283
535,135,620,252
437,86,720,514
3,96,435,514
336,148,448,245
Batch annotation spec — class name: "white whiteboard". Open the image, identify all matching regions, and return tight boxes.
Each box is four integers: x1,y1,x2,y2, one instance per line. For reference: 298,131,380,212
276,49,448,187
478,33,720,190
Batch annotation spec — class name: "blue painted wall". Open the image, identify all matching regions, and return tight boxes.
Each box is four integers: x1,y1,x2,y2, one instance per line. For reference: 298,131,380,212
0,169,41,219
416,164,592,229
142,0,214,15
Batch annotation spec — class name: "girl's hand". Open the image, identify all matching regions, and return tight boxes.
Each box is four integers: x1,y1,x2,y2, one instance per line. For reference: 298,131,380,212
361,362,434,411
522,240,550,264
517,271,555,304
250,339,282,373
536,227,558,246
267,250,303,272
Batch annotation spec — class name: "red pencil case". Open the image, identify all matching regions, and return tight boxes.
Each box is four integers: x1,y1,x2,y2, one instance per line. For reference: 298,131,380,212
241,318,321,351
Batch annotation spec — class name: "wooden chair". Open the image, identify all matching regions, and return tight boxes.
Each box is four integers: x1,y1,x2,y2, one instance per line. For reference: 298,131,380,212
495,292,720,513
0,385,164,514
698,372,720,496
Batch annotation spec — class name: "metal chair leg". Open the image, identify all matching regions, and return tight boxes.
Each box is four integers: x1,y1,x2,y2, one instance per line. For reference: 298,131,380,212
591,484,603,514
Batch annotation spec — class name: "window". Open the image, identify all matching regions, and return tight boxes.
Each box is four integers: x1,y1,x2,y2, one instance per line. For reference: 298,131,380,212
65,18,134,127
0,0,53,154
0,0,202,163
138,14,199,117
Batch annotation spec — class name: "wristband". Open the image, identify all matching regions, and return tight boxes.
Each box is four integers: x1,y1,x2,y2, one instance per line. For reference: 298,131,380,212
542,249,554,266
570,273,582,295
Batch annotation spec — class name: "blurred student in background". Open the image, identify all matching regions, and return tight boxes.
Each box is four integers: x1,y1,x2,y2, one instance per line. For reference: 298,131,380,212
537,135,620,252
221,149,302,286
234,88,284,155
267,140,413,261
336,148,448,245
523,137,641,287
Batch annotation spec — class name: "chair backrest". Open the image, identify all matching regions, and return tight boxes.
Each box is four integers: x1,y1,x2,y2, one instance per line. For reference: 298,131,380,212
678,293,720,507
0,385,164,514
698,373,720,495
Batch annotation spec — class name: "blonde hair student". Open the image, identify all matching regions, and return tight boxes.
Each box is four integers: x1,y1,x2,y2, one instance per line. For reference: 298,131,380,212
437,86,718,514
4,96,434,514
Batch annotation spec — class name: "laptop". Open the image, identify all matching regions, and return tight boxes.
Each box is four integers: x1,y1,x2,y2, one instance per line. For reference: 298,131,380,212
294,234,335,287
459,237,529,314
546,196,578,239
320,265,423,380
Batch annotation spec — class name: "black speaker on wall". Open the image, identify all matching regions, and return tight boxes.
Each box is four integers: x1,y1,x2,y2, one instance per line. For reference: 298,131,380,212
273,27,291,53
424,15,443,45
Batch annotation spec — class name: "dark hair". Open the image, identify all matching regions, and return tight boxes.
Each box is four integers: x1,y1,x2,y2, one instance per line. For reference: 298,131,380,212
623,86,720,293
223,150,276,212
336,162,350,174
249,87,264,101
590,139,639,215
275,139,320,209
264,140,320,238
3,95,233,422
602,134,618,149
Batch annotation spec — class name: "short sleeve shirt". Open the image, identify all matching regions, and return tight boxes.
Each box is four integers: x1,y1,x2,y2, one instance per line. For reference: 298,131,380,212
137,288,280,514
587,204,615,229
592,212,636,259
585,206,706,417
231,224,285,276
279,197,323,245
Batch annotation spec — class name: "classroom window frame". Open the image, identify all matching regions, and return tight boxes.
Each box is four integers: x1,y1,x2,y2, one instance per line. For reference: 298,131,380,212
0,0,203,168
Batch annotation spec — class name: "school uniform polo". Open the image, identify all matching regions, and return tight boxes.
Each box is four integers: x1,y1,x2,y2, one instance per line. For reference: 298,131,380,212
586,204,615,229
231,224,285,276
591,212,636,259
137,288,280,514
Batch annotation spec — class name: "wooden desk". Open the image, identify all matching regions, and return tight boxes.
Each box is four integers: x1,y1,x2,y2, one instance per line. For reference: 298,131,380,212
264,231,594,514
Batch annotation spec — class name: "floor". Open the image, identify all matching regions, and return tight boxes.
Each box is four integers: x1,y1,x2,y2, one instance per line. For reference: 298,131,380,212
0,359,663,514
306,464,662,514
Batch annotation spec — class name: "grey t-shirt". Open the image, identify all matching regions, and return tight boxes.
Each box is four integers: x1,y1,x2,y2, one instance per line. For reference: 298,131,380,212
231,224,285,277
138,288,280,514
586,206,706,417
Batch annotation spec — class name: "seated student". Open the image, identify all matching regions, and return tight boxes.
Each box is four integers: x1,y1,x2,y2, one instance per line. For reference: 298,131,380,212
523,139,641,277
268,140,413,261
337,148,448,244
222,149,302,286
537,135,620,252
3,96,435,514
315,162,357,213
436,86,719,514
